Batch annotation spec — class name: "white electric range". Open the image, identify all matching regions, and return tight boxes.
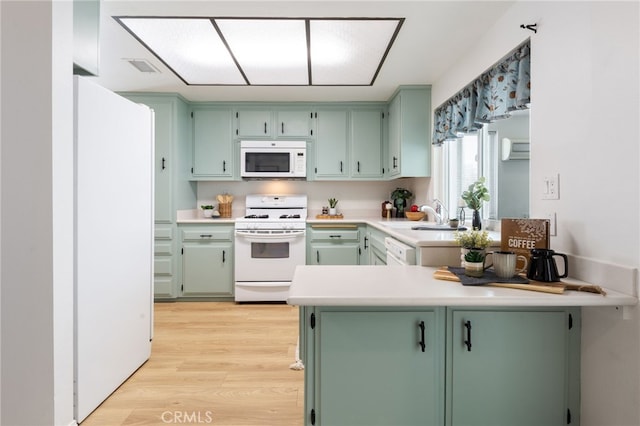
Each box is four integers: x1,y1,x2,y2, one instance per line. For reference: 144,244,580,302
234,194,307,302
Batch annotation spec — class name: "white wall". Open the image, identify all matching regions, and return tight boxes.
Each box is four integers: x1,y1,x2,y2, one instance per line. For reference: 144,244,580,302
197,179,410,217
0,1,75,425
432,2,640,425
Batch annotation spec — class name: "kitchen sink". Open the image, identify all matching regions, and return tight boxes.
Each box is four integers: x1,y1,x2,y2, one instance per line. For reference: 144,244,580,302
378,221,466,231
409,225,466,231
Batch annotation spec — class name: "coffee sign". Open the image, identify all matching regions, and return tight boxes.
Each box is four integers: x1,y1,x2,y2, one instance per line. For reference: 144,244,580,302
501,218,550,262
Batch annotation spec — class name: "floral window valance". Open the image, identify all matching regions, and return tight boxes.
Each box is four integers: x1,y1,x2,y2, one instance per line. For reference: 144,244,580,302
433,40,530,145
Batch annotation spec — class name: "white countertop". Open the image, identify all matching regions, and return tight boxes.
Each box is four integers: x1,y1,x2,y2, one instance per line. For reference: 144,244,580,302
176,209,494,247
287,265,637,307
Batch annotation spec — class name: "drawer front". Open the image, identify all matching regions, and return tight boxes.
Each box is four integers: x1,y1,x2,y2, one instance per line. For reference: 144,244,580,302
311,229,360,241
154,257,173,275
154,241,172,256
181,228,233,242
155,225,173,240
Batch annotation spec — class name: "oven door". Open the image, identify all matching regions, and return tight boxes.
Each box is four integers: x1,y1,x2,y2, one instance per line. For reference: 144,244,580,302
234,229,306,282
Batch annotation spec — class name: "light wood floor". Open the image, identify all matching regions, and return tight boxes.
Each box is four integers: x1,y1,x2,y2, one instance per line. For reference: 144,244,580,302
81,302,304,426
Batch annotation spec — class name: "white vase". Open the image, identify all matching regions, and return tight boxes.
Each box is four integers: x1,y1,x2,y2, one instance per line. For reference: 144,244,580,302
329,208,337,216
203,209,213,218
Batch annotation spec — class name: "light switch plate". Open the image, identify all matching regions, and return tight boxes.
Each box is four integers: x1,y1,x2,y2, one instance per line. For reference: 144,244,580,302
542,174,559,200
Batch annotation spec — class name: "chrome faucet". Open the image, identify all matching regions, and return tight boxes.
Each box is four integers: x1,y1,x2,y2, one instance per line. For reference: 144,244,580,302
419,205,442,224
433,199,449,225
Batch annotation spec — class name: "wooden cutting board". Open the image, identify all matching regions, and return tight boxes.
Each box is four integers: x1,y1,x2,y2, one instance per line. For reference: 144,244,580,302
434,267,606,295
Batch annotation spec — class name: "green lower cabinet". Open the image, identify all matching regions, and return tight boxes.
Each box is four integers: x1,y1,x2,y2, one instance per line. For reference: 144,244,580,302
307,225,361,265
303,306,580,426
446,308,580,426
180,225,234,298
312,308,445,426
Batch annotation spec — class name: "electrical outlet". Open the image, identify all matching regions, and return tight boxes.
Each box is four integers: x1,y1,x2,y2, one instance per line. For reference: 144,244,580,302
542,174,559,200
546,212,557,236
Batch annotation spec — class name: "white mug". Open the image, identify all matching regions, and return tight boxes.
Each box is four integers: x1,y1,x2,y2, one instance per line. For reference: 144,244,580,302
487,251,528,278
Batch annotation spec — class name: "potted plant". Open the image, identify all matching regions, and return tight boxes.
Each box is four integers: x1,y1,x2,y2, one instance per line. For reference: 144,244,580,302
464,249,486,277
461,177,490,230
201,204,214,218
454,229,492,267
328,198,338,216
390,188,413,218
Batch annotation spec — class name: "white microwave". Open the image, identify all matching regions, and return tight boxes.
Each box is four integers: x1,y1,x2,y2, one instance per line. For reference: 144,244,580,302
240,140,307,178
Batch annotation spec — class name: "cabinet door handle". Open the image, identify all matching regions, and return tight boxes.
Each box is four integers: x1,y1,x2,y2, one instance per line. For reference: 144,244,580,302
162,157,166,170
340,161,343,173
281,122,285,134
200,234,213,238
357,161,360,173
223,160,226,172
222,250,226,263
329,235,342,239
364,236,369,250
264,122,267,134
316,250,320,264
464,320,472,352
393,156,398,168
418,321,426,352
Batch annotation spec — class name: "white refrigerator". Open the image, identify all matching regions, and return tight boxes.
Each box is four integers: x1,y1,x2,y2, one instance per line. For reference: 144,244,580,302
73,76,154,422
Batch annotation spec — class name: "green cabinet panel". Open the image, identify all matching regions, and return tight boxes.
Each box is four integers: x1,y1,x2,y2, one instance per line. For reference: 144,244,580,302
235,109,272,137
351,109,384,179
192,109,234,178
276,110,312,137
302,306,580,426
180,224,234,298
310,245,360,265
447,308,579,426
182,244,233,296
73,0,100,76
307,225,361,265
387,86,431,178
314,308,445,426
313,109,349,178
365,225,387,265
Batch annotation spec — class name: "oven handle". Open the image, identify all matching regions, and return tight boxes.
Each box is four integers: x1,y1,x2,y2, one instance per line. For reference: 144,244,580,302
235,230,306,241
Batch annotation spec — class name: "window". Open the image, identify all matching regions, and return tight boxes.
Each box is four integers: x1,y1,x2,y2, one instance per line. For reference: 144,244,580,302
442,126,499,224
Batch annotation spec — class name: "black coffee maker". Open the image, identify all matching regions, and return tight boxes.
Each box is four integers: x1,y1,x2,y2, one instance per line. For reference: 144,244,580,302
527,249,568,282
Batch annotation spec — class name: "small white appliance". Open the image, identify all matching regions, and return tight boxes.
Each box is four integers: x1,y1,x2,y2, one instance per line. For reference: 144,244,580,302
240,140,307,178
384,237,417,266
234,195,308,301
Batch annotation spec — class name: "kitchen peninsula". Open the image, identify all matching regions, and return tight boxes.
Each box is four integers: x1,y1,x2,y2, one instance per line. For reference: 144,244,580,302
289,265,636,426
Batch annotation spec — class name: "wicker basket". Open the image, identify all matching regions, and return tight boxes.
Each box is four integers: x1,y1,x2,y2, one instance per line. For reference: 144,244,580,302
218,202,232,218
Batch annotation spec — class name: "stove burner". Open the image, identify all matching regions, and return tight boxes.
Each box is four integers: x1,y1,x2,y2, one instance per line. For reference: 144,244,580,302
244,214,269,219
279,214,301,219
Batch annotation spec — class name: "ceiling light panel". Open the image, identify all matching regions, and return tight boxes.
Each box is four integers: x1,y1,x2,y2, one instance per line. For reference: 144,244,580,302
117,17,245,85
216,19,309,85
310,19,402,85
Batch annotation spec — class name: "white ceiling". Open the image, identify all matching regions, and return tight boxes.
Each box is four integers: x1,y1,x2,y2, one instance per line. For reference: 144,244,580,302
93,0,515,102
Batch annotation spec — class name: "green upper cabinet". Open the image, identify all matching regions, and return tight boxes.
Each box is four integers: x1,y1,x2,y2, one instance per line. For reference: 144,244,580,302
350,108,384,179
276,110,312,137
387,86,431,178
312,109,349,179
235,108,312,138
192,108,235,179
235,109,272,138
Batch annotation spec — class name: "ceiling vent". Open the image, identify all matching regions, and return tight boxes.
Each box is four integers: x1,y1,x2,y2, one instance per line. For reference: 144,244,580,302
126,59,160,73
